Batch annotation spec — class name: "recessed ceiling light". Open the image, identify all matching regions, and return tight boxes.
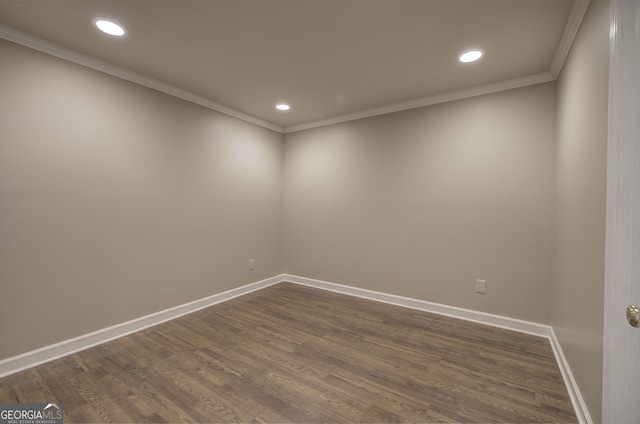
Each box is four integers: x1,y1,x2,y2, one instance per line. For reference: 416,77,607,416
459,50,483,63
94,19,126,36
276,103,290,111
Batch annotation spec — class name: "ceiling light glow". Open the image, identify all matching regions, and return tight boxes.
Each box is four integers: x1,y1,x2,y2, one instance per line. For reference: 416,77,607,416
276,103,290,111
459,50,483,63
95,19,125,36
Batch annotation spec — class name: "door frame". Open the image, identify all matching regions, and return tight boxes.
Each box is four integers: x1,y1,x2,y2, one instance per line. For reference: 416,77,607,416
602,0,640,422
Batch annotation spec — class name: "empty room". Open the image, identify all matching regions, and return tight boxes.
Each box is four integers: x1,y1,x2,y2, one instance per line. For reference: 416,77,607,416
1,0,639,423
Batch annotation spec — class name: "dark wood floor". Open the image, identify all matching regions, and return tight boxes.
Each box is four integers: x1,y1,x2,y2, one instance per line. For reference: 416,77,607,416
0,282,576,423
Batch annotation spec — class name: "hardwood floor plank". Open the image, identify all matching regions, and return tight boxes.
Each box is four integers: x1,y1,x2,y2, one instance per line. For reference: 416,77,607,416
1,368,54,403
0,282,577,423
34,359,88,407
0,383,18,403
69,372,136,423
65,403,108,423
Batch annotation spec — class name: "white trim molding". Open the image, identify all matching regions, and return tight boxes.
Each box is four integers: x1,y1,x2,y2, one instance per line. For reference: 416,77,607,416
0,0,590,136
602,0,640,422
550,0,591,78
283,73,555,134
0,273,592,423
283,274,591,423
0,24,284,134
0,275,284,378
549,328,594,424
283,274,551,337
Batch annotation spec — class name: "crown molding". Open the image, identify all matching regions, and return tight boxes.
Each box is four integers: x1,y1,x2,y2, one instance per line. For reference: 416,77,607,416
0,24,284,134
284,72,555,134
285,0,588,133
550,0,591,78
1,0,587,137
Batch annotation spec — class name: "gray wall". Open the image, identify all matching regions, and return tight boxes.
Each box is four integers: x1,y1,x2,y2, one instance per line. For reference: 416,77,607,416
284,83,557,324
1,10,612,422
552,0,609,421
0,39,284,360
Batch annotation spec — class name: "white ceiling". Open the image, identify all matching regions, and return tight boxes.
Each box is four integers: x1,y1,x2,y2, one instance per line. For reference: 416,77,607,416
0,0,584,133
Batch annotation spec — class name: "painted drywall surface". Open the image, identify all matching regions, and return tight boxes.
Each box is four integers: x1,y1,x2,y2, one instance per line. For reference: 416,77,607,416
552,0,609,420
0,39,284,360
284,83,556,324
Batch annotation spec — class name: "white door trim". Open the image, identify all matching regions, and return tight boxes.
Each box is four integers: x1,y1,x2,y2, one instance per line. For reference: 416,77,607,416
602,0,640,422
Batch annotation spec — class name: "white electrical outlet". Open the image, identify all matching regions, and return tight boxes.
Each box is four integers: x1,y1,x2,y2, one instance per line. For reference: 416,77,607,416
475,279,487,294
248,259,255,270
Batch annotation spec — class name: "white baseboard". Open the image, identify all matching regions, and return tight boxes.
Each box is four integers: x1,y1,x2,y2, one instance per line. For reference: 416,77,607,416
0,274,284,378
283,274,592,423
0,272,591,423
283,274,551,337
548,328,594,424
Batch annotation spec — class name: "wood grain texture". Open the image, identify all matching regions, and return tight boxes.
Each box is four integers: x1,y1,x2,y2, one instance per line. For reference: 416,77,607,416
0,282,576,423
